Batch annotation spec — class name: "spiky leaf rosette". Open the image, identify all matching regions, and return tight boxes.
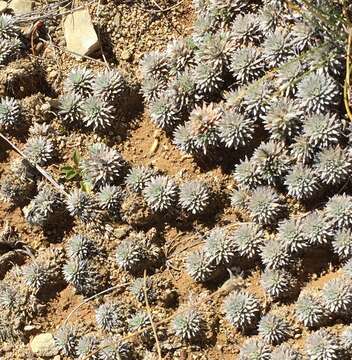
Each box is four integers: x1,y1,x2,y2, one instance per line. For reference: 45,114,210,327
76,334,101,360
141,77,166,104
96,303,125,333
0,14,17,39
194,61,224,97
223,290,260,331
243,80,274,119
166,38,196,74
263,98,302,141
23,184,62,227
252,141,290,186
263,30,293,67
185,249,215,282
115,237,146,272
295,292,325,328
127,311,151,342
260,268,295,300
0,284,20,312
23,136,54,167
178,180,210,215
324,194,352,229
81,96,114,130
297,73,339,114
0,38,21,66
54,325,78,357
232,14,263,45
97,184,122,211
62,259,103,296
188,102,221,154
233,157,262,190
321,277,352,315
301,211,332,246
341,326,352,354
230,47,264,85
58,93,82,125
248,186,283,225
100,337,132,360
204,227,235,265
231,222,264,260
290,135,315,165
275,60,304,96
129,277,155,303
239,338,271,360
209,0,250,25
172,307,206,341
66,189,99,224
0,174,31,205
193,15,218,40
258,5,281,33
22,262,50,291
303,113,342,149
0,97,21,131
271,343,303,360
172,71,197,110
277,218,308,254
314,146,352,186
305,329,341,360
142,175,177,212
285,164,319,201
342,258,352,278
193,0,210,15
197,31,235,70
80,143,124,189
66,234,98,261
149,91,181,129
332,229,352,260
260,239,291,270
258,313,292,345
231,189,249,212
173,121,197,154
216,109,255,149
93,69,126,102
140,51,169,80
29,123,53,137
64,68,94,98
307,44,344,78
292,21,319,53
125,165,155,193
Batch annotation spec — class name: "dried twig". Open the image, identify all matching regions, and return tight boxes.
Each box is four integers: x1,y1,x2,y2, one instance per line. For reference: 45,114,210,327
0,132,68,196
143,270,162,360
40,38,109,67
14,0,95,24
64,282,129,325
344,29,352,121
149,0,186,12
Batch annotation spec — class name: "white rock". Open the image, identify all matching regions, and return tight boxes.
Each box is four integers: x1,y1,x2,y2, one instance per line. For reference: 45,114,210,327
30,333,58,357
63,8,100,57
9,0,33,15
0,1,8,13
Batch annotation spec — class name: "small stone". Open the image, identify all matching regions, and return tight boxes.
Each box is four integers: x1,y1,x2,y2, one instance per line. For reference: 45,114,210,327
9,0,33,14
120,49,131,61
63,8,100,56
0,1,8,12
30,333,58,357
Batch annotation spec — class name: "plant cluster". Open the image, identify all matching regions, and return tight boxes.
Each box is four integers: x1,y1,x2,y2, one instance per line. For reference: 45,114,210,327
58,67,127,131
139,0,344,162
115,231,160,273
0,14,22,66
23,183,63,227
